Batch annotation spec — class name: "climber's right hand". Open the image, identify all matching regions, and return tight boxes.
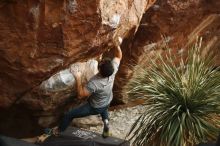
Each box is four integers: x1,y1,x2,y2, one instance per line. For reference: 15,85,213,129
113,36,123,47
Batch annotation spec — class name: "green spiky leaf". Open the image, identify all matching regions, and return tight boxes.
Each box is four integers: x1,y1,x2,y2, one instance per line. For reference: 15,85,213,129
126,41,220,146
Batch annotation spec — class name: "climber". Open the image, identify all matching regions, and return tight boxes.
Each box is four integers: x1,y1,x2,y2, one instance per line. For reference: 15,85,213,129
38,37,123,142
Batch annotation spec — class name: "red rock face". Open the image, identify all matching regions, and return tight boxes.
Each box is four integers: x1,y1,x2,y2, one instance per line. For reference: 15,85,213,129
0,0,155,137
0,0,155,108
114,0,220,102
1,0,219,138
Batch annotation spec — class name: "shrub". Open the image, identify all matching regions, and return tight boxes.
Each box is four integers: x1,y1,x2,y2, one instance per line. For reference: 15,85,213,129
127,41,220,146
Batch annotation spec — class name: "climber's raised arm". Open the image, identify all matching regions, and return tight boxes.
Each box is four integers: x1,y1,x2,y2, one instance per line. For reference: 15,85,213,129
112,37,123,64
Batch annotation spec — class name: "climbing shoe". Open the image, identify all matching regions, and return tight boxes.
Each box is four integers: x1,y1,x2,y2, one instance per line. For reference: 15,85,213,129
36,127,60,143
44,128,53,135
102,130,111,138
102,126,112,138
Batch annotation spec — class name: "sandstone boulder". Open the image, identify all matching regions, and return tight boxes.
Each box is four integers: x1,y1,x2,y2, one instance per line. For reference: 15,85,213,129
0,0,155,137
115,0,220,101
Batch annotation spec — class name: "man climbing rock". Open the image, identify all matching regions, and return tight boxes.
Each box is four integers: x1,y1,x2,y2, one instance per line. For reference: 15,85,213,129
38,37,123,142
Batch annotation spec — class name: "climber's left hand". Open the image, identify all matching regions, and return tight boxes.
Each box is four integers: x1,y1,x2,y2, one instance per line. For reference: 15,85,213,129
71,68,82,78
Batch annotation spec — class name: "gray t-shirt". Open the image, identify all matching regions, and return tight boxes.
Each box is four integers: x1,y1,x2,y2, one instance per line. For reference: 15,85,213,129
86,59,120,108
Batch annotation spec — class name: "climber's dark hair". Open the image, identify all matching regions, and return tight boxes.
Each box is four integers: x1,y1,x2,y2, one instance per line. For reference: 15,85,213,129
98,58,114,77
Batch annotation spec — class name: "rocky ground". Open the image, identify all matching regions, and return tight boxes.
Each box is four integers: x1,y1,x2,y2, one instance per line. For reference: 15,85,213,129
72,104,146,140
21,104,146,144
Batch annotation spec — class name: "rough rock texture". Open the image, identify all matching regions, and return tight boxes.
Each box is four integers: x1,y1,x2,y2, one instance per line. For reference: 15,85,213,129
1,0,220,138
114,0,220,101
0,0,155,137
20,59,98,112
0,0,154,109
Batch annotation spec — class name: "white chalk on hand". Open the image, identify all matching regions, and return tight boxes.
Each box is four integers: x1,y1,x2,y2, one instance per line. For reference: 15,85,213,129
118,37,122,44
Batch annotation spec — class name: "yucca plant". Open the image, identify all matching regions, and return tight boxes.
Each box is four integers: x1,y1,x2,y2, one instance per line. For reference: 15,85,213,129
126,40,220,146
